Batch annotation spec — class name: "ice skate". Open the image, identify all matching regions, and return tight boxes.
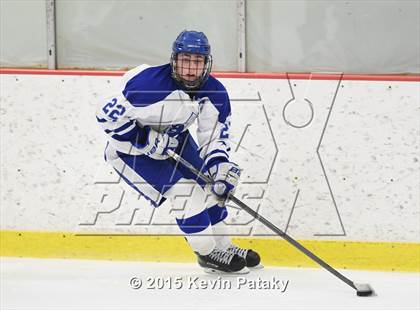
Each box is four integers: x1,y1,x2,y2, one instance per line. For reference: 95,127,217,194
196,248,249,274
226,245,263,269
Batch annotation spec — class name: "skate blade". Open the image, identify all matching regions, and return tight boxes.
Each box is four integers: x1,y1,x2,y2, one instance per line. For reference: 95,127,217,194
249,263,264,270
203,266,250,275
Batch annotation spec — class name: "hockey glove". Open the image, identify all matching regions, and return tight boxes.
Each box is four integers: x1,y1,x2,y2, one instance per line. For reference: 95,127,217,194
134,126,178,160
207,161,241,199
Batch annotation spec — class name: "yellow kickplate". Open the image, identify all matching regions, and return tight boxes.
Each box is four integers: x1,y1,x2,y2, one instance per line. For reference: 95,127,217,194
1,230,419,272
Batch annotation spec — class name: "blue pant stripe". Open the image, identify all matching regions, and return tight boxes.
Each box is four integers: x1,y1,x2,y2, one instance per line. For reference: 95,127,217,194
207,204,228,225
176,210,211,234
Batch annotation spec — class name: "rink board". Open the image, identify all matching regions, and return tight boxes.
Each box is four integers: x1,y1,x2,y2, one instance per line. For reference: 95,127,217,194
1,70,419,273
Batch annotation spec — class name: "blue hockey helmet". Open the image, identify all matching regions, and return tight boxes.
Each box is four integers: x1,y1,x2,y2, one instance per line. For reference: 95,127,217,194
170,30,213,89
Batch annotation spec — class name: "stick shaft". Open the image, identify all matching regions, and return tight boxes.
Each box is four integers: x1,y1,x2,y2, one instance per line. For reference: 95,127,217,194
167,150,356,290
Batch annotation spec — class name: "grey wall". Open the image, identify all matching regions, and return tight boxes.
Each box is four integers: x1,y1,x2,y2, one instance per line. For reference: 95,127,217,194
246,0,420,73
55,0,238,70
1,0,419,73
0,0,47,68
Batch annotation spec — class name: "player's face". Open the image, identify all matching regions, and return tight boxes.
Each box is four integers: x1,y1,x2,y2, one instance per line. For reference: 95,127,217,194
176,53,205,82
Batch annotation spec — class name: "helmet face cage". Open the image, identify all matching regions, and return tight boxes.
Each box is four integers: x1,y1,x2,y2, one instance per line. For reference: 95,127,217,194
170,30,213,90
170,53,212,90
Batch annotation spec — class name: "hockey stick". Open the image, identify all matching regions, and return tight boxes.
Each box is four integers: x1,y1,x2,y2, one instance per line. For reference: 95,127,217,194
167,149,375,297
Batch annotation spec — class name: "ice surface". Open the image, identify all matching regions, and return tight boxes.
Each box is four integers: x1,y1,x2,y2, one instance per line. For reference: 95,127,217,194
1,257,419,310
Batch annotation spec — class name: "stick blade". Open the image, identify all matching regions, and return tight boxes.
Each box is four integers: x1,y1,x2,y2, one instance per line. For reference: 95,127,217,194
354,283,375,297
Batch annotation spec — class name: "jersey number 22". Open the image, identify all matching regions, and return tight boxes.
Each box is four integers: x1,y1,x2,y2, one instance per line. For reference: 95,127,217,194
102,98,126,121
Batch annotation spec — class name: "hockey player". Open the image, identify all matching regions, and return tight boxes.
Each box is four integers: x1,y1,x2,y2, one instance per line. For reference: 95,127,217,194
96,30,261,273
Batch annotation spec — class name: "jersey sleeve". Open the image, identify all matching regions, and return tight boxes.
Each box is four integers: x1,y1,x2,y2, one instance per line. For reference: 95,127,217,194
96,93,148,155
197,83,232,170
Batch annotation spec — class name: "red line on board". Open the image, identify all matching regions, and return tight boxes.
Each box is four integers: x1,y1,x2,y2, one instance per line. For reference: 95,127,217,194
1,68,419,82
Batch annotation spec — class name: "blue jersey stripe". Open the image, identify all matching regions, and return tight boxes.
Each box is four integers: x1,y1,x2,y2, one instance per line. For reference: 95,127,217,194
204,149,229,161
113,120,135,133
112,126,146,143
104,120,135,134
96,116,107,123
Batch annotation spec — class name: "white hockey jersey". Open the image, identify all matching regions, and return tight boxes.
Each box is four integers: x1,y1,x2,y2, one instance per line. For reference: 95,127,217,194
96,64,232,168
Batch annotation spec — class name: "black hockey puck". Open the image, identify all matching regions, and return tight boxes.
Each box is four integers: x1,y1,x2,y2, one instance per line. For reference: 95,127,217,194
354,283,375,297
357,289,373,296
